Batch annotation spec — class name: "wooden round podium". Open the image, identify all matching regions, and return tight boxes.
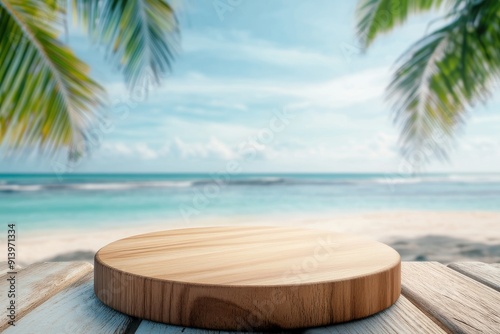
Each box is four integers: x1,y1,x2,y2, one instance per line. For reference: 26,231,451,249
94,226,401,330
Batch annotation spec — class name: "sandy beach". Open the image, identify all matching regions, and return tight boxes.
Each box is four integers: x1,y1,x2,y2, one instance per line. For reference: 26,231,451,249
9,211,500,266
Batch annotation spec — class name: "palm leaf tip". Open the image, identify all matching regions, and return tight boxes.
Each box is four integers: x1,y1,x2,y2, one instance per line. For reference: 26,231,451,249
355,0,447,49
72,0,180,91
0,0,105,156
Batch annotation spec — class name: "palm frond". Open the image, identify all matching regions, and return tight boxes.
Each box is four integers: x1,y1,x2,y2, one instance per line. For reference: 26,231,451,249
0,0,105,155
387,0,500,162
356,0,448,49
72,0,179,91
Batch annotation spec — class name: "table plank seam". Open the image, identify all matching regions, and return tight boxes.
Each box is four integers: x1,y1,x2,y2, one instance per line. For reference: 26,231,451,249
447,263,500,292
3,272,132,333
124,317,143,334
401,262,500,334
0,262,93,332
400,290,453,334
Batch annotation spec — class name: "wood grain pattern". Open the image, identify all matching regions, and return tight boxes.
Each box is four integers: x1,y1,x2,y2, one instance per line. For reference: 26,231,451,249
306,296,447,334
135,296,445,334
95,226,401,330
401,262,500,334
0,262,92,331
3,272,132,334
448,262,500,292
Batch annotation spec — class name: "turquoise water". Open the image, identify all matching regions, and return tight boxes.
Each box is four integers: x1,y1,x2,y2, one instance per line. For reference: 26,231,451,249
1,173,500,231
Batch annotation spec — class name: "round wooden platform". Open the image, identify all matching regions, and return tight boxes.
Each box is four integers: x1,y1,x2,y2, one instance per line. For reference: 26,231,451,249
94,226,401,330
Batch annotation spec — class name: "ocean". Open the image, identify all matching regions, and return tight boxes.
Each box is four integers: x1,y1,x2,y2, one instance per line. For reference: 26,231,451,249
1,173,500,231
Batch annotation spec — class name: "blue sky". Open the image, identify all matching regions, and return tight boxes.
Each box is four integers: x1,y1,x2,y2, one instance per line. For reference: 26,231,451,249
2,0,499,173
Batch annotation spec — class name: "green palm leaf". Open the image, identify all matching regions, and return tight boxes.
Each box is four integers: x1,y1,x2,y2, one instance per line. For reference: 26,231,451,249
356,0,447,49
387,0,500,161
72,0,179,90
0,0,105,155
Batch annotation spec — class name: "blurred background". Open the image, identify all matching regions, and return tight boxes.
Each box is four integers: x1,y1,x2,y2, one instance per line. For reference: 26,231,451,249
1,0,499,265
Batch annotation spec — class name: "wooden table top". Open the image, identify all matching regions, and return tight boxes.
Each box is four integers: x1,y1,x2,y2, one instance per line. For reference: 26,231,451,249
3,261,500,333
96,226,401,286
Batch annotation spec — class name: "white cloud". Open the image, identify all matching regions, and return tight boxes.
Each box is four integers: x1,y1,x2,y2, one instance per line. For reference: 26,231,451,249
470,114,500,124
207,99,248,111
135,143,159,159
102,142,160,160
111,142,133,156
140,67,389,110
262,131,398,161
170,136,237,160
183,30,341,67
460,137,500,152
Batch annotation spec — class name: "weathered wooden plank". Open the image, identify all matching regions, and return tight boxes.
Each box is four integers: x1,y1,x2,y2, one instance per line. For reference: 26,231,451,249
135,296,445,334
401,262,500,334
448,262,500,292
304,296,446,334
3,272,132,334
0,262,92,331
135,321,258,334
0,261,21,276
